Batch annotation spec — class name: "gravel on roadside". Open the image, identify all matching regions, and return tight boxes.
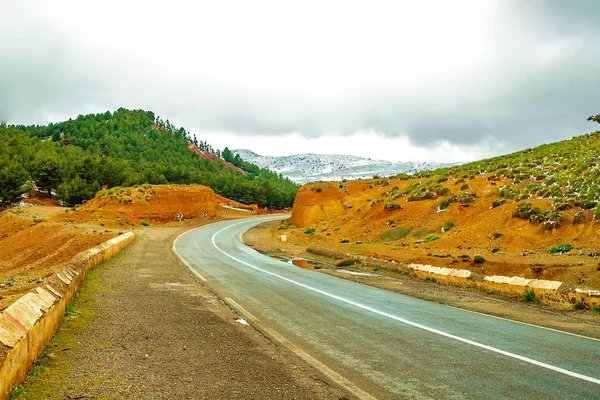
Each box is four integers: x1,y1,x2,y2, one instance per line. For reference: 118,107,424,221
13,225,351,399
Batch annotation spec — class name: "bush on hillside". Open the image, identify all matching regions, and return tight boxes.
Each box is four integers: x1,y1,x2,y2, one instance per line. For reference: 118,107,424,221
547,243,573,254
384,201,402,211
442,221,455,232
473,254,485,263
573,211,587,224
458,192,477,204
439,199,450,210
491,198,506,208
424,234,440,242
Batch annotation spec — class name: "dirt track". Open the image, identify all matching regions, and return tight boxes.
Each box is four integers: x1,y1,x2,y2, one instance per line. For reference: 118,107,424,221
14,225,350,399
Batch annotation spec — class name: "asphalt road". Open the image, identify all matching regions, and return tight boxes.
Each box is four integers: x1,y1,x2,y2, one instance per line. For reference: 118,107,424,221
174,216,600,399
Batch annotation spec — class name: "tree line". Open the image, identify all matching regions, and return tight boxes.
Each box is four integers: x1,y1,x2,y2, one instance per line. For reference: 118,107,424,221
0,108,298,207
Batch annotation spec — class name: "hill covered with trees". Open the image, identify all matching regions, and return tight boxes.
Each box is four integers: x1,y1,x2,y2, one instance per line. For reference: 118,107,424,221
0,108,298,207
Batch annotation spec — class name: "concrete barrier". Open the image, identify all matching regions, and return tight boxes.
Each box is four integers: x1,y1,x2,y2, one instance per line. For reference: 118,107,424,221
0,232,135,399
354,254,599,311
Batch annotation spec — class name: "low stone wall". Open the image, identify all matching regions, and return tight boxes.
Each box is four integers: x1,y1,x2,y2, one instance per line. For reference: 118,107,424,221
0,232,135,399
407,262,600,309
351,254,600,310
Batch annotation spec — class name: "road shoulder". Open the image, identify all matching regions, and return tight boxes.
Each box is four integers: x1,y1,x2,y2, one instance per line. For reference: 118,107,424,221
12,224,351,399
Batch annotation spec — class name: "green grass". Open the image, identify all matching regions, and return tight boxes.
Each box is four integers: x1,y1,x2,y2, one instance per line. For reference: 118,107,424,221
380,226,412,242
9,260,109,399
547,243,573,254
412,227,435,237
406,131,600,214
523,289,536,302
424,234,441,242
302,227,316,235
443,221,455,231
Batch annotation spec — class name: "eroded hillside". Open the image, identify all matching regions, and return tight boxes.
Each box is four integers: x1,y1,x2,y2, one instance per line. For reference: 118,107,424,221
284,132,600,288
0,184,255,309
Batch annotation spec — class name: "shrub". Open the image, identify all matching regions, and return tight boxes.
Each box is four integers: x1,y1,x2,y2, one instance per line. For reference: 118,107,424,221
303,227,316,235
436,187,452,197
530,214,545,224
384,201,402,211
594,204,600,219
438,199,450,210
408,191,437,202
523,289,535,302
491,232,503,239
593,306,600,315
458,192,476,204
443,221,455,231
380,226,412,241
491,198,506,208
339,238,350,243
555,201,573,211
424,234,441,242
311,186,323,193
574,301,585,311
424,277,437,283
459,183,470,191
578,199,597,210
573,211,587,224
512,202,541,219
473,254,485,263
547,243,573,254
140,221,149,226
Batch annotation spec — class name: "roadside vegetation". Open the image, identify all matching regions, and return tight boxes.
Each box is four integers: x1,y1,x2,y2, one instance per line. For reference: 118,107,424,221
389,128,600,222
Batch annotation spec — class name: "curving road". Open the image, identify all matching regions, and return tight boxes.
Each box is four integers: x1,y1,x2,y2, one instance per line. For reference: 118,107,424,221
174,216,600,399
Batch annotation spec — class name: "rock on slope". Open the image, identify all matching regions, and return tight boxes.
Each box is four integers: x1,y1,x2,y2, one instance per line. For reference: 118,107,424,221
233,149,457,184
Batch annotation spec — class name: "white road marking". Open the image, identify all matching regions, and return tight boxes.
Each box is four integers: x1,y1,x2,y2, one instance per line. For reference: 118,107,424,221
210,221,600,386
443,304,600,343
224,298,378,400
172,243,207,281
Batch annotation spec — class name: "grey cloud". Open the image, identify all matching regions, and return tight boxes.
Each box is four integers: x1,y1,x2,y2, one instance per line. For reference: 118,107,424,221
1,1,599,158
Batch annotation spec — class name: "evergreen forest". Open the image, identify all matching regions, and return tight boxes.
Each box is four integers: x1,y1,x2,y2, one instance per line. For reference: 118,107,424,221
0,108,299,207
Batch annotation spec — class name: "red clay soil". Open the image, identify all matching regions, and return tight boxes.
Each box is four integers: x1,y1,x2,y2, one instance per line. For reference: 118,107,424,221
287,176,600,288
21,190,61,206
0,207,117,310
187,142,248,174
0,184,258,310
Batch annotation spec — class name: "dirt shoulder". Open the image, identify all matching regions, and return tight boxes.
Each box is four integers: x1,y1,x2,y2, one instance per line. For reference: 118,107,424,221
244,220,600,340
13,224,351,399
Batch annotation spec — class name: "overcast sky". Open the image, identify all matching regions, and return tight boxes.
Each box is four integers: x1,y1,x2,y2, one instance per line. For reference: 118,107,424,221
1,1,599,162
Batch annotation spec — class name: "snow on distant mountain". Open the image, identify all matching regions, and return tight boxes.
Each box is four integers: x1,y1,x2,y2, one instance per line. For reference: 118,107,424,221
232,149,459,184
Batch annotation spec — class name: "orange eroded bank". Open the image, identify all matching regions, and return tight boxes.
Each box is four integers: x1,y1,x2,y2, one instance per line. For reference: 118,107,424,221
0,232,136,399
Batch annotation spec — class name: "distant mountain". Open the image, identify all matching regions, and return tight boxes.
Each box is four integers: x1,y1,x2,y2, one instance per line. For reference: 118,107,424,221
232,149,458,184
